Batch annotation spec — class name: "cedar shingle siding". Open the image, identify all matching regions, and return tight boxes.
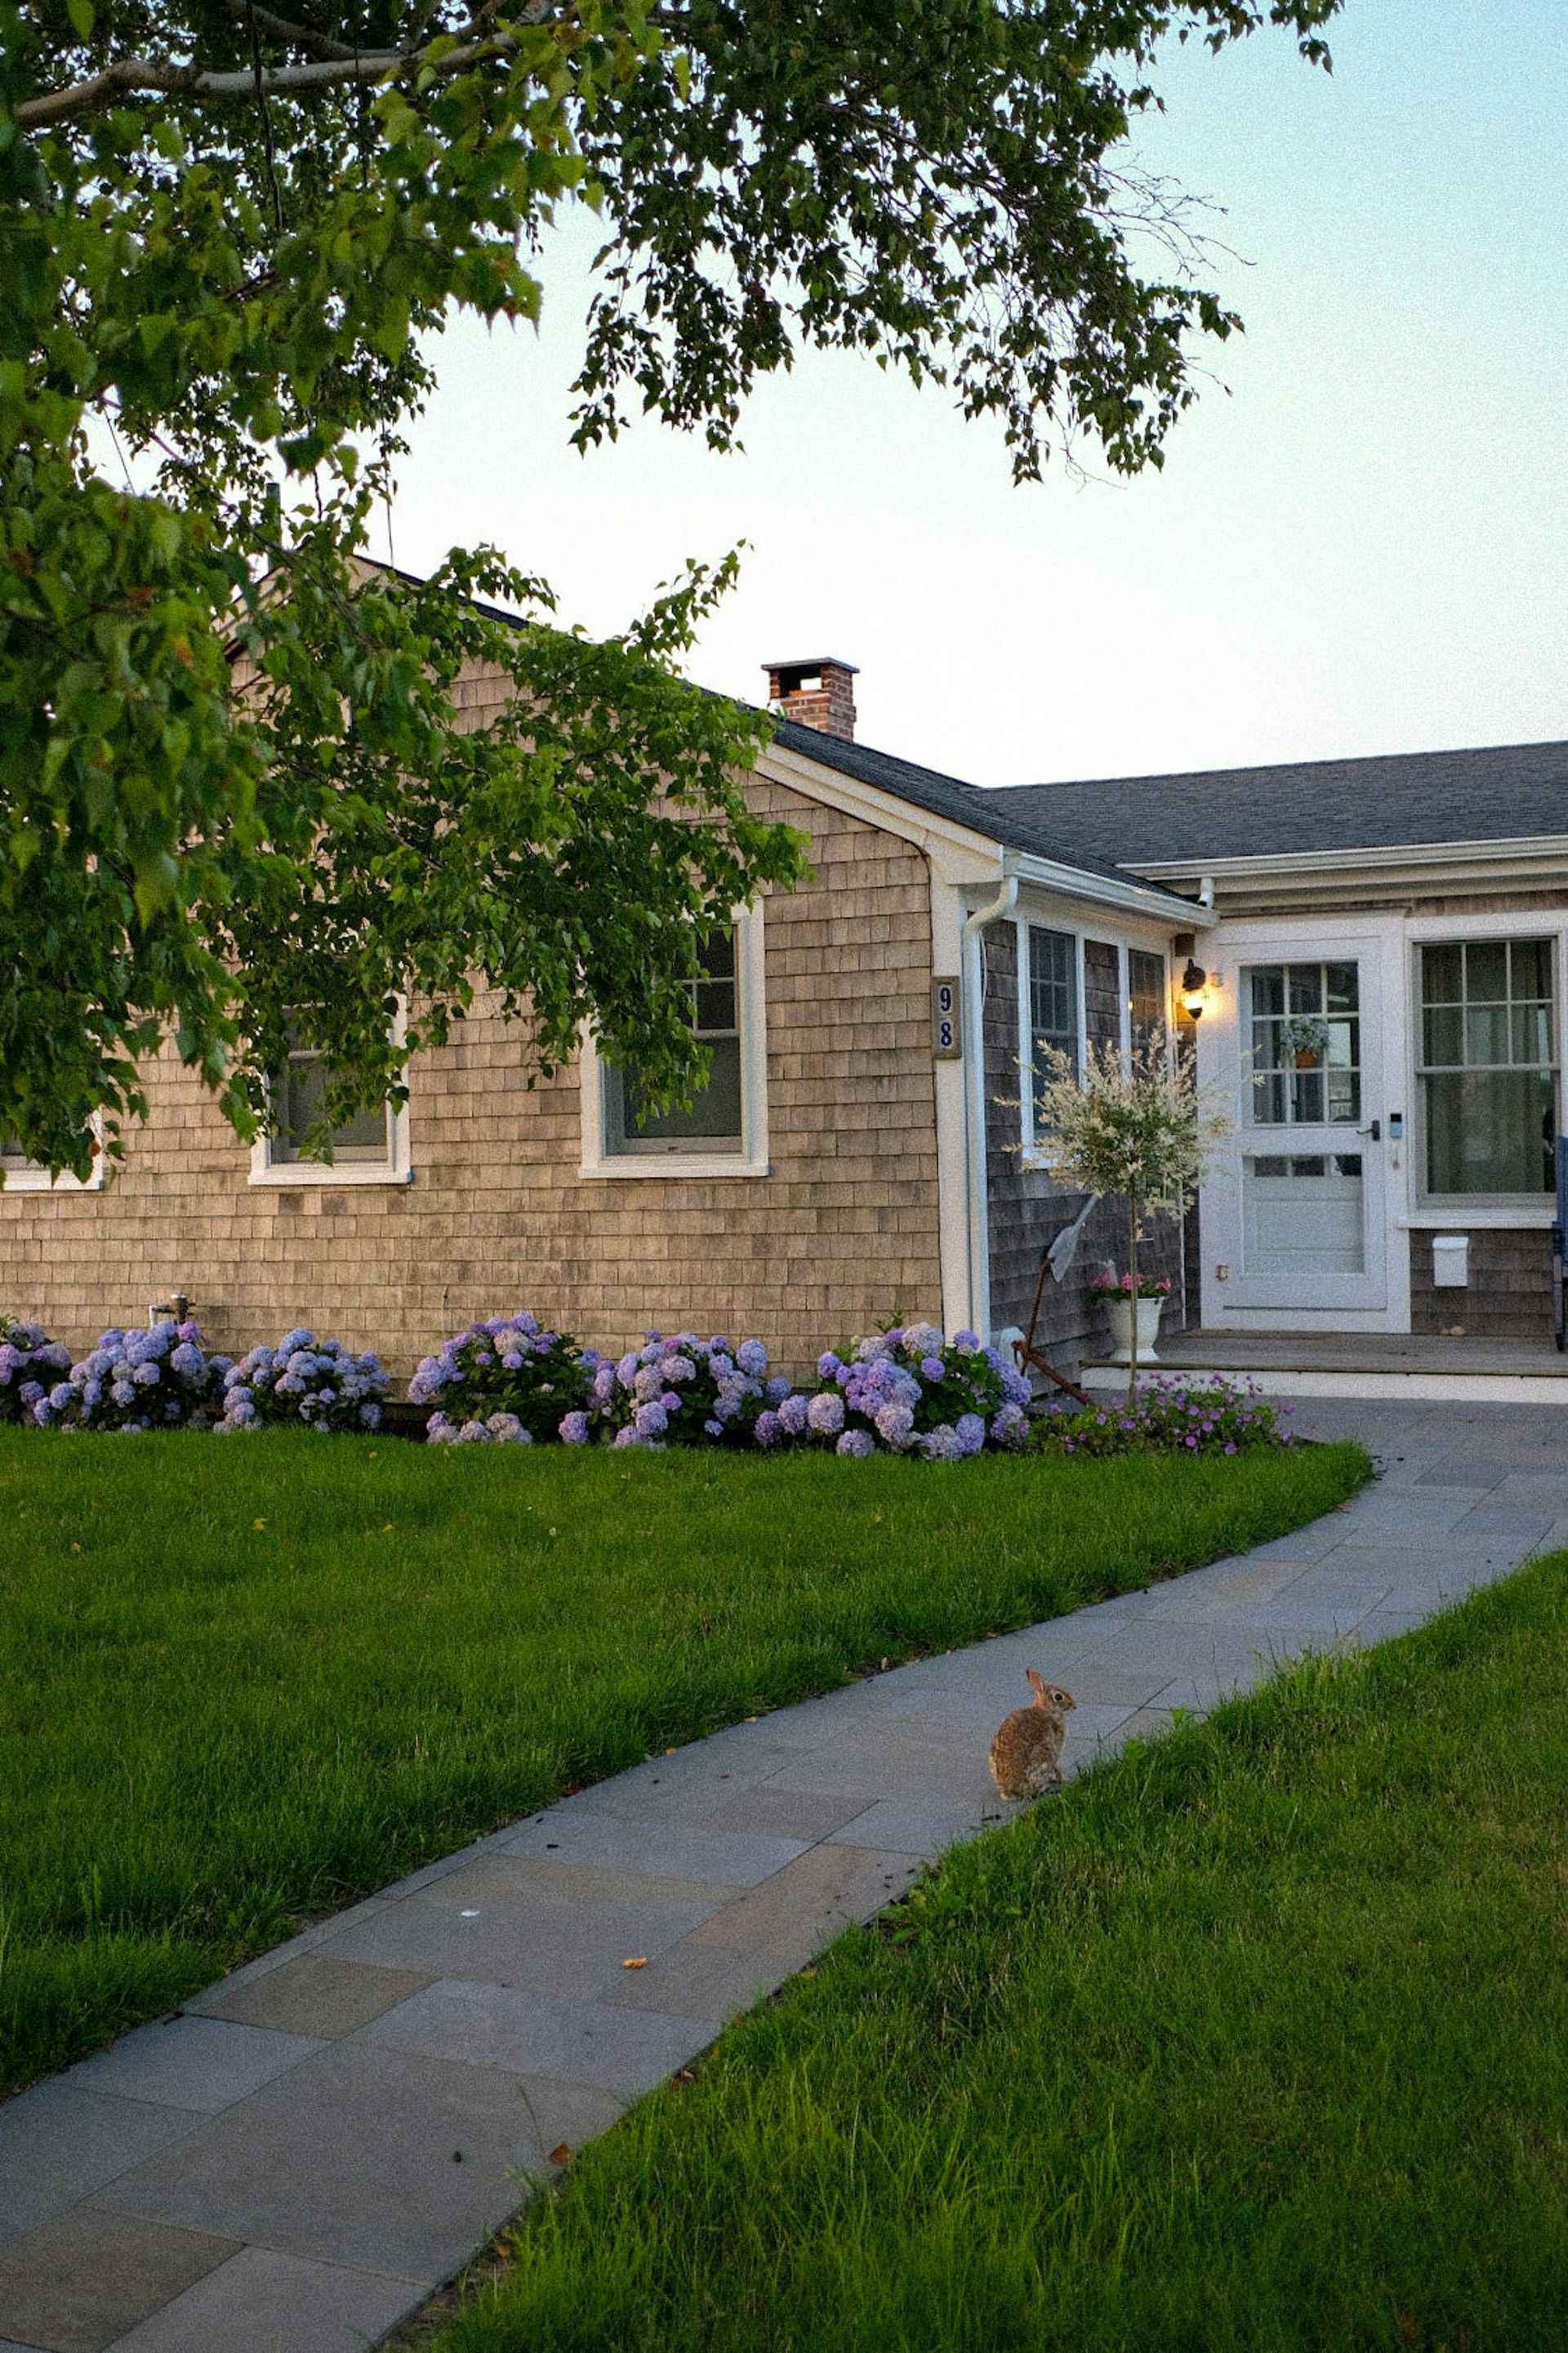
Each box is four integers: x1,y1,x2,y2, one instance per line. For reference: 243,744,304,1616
0,752,945,1381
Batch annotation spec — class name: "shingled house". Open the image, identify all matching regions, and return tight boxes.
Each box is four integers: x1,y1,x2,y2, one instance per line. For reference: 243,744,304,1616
4,640,1566,1378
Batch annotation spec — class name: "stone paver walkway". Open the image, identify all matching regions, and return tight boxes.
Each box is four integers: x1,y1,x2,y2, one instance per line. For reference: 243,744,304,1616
4,1398,1567,2352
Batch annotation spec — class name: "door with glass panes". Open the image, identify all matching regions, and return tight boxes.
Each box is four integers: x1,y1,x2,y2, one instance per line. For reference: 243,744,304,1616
1226,951,1387,1311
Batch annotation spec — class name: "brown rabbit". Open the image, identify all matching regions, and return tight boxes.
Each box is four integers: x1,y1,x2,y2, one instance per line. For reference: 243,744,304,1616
988,1669,1076,1800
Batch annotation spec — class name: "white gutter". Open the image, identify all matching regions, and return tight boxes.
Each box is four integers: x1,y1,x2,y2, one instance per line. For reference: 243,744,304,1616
1009,849,1216,928
960,861,1020,1340
1130,833,1568,889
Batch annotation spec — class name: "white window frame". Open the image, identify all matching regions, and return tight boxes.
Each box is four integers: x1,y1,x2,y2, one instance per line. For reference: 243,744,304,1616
1018,919,1086,1163
249,1002,412,1188
1408,924,1561,1222
580,902,770,1180
1,1116,109,1193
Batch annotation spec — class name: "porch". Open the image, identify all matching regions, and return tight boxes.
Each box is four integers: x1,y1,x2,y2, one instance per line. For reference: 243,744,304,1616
1082,1327,1568,1406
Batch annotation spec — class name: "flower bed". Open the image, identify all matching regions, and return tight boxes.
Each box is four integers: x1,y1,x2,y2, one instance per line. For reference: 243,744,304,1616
1034,1376,1294,1458
410,1313,596,1445
32,1321,230,1432
568,1332,791,1450
0,1320,72,1424
218,1331,388,1434
797,1324,1033,1459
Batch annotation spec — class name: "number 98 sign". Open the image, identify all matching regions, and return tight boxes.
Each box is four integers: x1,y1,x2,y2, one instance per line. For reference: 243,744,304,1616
932,976,960,1060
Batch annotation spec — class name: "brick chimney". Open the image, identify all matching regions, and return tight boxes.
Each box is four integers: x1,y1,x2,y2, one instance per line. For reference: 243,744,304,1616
764,656,858,742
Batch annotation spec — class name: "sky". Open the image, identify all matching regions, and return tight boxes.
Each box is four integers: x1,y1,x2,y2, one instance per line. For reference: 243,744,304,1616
390,0,1568,789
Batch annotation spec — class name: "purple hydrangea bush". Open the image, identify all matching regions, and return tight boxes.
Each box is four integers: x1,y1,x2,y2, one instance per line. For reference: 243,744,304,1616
578,1332,791,1449
1034,1376,1293,1458
0,1319,71,1424
218,1330,388,1434
410,1312,597,1446
33,1320,231,1432
804,1323,1034,1459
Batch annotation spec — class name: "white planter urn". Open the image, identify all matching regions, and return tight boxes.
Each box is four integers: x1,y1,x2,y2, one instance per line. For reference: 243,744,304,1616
1104,1295,1163,1366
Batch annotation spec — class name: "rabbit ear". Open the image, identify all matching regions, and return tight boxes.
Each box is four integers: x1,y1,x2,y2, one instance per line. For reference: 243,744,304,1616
1026,1668,1045,1700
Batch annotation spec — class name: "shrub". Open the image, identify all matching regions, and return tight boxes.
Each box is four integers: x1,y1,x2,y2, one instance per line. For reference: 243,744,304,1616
804,1323,1034,1459
411,1313,596,1446
1033,1376,1294,1458
33,1321,230,1432
0,1320,72,1424
218,1330,389,1434
577,1331,791,1449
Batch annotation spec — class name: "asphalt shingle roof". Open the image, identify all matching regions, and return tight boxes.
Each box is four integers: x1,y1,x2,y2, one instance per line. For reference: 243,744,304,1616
978,739,1568,868
769,720,1190,900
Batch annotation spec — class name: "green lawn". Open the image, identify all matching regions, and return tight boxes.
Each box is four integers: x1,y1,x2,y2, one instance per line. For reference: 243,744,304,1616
0,1429,1361,2094
429,1553,1568,2353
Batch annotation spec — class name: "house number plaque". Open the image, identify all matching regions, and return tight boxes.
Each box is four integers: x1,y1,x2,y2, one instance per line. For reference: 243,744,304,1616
932,976,961,1059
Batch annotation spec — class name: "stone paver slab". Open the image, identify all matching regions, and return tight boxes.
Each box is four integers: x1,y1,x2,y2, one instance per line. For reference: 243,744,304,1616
0,2206,236,2353
111,2248,421,2353
496,1815,806,1887
317,1887,715,1994
363,1979,711,2097
191,1956,433,2040
691,1843,920,1954
596,1934,826,2023
68,2018,323,2115
109,2041,550,2284
0,2084,198,2255
699,1785,871,1841
826,1796,1007,1855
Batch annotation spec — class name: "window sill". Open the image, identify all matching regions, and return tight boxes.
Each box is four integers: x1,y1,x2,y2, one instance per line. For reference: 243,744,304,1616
581,1155,771,1181
1400,1204,1555,1231
249,1164,413,1188
0,1168,106,1193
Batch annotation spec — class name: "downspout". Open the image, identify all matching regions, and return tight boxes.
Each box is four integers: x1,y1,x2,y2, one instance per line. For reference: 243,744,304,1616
960,860,1019,1341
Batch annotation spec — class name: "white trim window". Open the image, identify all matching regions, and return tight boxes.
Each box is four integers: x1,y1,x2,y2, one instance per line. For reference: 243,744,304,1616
250,1013,412,1188
0,1128,107,1192
580,905,770,1180
1126,947,1169,1055
1027,923,1080,1119
1417,936,1557,1204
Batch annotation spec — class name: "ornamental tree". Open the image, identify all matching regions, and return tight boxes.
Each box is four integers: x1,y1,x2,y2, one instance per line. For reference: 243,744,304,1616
2,0,1339,1174
1035,1036,1230,1392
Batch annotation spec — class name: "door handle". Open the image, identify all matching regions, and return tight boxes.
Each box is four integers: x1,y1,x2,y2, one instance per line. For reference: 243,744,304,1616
1356,1119,1382,1142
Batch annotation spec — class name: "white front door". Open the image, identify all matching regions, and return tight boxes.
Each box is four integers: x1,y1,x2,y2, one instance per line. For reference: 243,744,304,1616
1208,943,1389,1316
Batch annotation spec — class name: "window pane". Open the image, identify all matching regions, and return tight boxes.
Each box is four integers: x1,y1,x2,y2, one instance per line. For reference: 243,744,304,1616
1252,1072,1285,1126
1290,1069,1325,1124
700,928,736,980
1464,1005,1508,1065
1288,965,1324,1016
271,1056,393,1165
611,926,745,1152
1422,943,1463,1005
1511,938,1552,1000
1423,1005,1462,1066
1325,962,1359,1014
1466,940,1507,1002
1425,1071,1555,1195
1250,968,1285,1018
1325,1067,1361,1124
1513,1004,1553,1065
1030,929,1079,1116
693,980,737,1036
622,1037,742,1146
1128,950,1166,1051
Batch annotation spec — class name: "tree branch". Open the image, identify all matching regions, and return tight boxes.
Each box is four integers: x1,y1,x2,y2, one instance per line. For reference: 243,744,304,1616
215,0,361,63
13,18,559,131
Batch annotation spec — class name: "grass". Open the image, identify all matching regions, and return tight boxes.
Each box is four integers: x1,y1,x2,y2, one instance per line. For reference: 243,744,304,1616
0,1428,1362,2095
426,1553,1568,2353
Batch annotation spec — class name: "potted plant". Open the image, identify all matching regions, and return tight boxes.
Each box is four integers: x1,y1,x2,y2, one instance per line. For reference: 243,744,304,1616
1280,1014,1329,1069
1034,1038,1232,1397
1089,1271,1172,1365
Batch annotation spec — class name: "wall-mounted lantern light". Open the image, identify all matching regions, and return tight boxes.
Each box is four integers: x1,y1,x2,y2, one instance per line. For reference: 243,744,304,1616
1179,959,1208,1019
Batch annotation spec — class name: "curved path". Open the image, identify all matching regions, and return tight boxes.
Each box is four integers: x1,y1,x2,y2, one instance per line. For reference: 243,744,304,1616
4,1398,1567,2352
